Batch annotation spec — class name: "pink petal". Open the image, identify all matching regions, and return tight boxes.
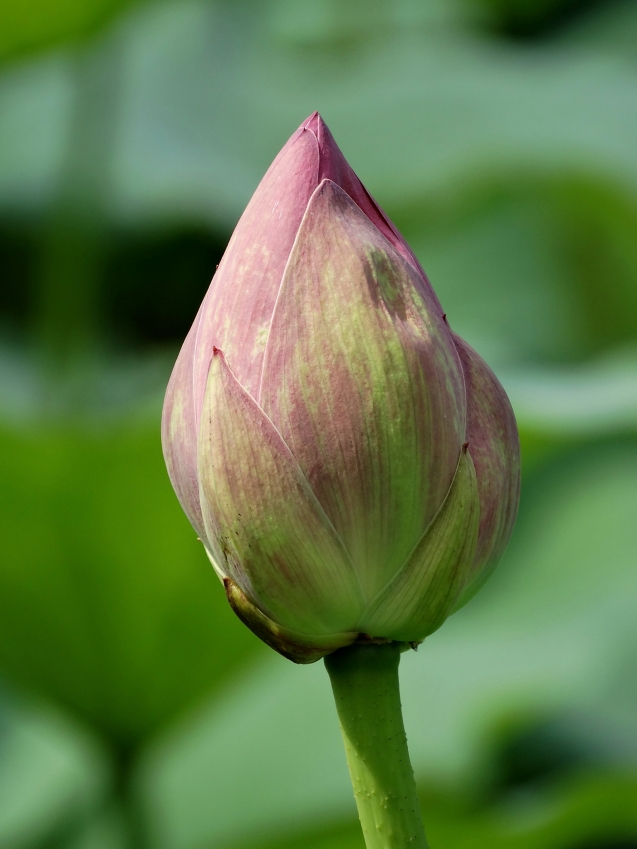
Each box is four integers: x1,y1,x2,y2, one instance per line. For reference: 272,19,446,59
259,180,466,601
190,112,442,423
197,349,365,635
192,118,321,412
161,306,206,541
309,113,443,311
452,334,521,606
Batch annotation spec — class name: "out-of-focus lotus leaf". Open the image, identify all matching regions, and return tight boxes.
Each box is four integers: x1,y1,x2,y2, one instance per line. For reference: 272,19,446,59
0,0,144,66
396,176,637,367
0,419,262,750
429,771,637,849
567,0,637,58
502,353,637,439
176,772,637,849
2,2,636,373
0,687,108,848
65,808,129,849
0,55,72,213
111,0,637,225
467,0,585,38
140,444,637,849
2,0,637,228
246,771,637,849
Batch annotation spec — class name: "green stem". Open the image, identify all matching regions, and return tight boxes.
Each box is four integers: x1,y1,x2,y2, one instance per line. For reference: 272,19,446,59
325,642,429,849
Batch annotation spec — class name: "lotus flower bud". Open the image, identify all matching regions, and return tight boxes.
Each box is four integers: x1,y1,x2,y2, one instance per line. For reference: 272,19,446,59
162,114,520,663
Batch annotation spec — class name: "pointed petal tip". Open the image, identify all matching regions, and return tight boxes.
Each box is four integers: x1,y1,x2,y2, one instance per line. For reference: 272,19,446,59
301,111,325,136
315,176,342,201
190,115,322,401
210,346,233,374
206,345,227,385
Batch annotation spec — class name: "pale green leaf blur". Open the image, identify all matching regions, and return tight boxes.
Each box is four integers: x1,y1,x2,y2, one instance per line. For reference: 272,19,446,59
1,0,637,847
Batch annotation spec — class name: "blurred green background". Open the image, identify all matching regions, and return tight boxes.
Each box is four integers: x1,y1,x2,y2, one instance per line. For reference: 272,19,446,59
1,0,637,846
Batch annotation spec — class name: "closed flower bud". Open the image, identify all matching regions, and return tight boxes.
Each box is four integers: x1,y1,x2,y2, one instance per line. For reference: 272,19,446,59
162,114,520,663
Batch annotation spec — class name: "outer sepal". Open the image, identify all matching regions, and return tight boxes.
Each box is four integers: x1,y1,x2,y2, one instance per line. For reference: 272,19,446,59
224,578,359,664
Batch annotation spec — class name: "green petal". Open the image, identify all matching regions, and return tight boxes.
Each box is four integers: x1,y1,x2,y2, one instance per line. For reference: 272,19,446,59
358,447,480,642
197,350,365,636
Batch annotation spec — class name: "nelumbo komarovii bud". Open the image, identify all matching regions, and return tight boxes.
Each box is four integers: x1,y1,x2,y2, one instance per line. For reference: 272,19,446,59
162,114,520,663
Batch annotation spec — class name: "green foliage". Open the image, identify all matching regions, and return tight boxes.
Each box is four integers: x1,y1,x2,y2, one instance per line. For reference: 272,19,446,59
139,441,637,848
209,773,637,849
0,690,108,849
0,420,263,751
0,0,143,66
396,174,637,366
467,0,597,39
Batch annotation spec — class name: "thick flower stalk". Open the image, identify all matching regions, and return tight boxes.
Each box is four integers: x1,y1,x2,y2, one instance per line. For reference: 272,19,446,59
162,113,520,849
